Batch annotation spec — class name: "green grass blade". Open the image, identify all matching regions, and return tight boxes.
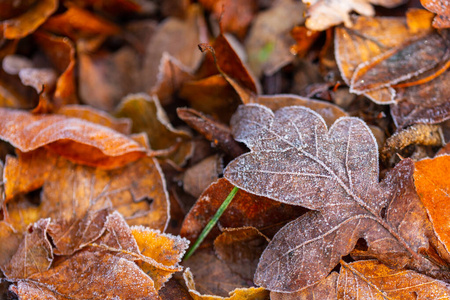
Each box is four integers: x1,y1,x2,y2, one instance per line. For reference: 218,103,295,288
183,186,239,261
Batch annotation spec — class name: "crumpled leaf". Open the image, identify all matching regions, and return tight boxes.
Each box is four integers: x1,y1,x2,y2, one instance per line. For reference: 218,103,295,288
337,260,450,299
115,93,193,166
214,227,269,281
0,0,58,39
2,218,53,280
270,272,338,300
224,104,445,292
0,107,147,169
245,0,305,77
183,267,269,300
131,225,190,290
303,0,407,31
414,155,450,253
11,249,159,300
420,0,450,28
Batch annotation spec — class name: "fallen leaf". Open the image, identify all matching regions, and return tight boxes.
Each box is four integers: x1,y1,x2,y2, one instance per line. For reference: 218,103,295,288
159,278,194,300
420,0,450,28
183,266,269,300
414,155,450,253
115,93,193,166
245,0,305,77
337,260,450,299
177,107,247,158
142,4,206,90
0,0,58,39
11,249,159,299
0,107,147,169
199,0,257,39
303,0,407,31
40,156,170,235
180,178,306,243
2,218,53,280
224,104,445,292
270,272,338,300
183,155,222,198
214,227,269,281
131,225,190,290
33,30,78,107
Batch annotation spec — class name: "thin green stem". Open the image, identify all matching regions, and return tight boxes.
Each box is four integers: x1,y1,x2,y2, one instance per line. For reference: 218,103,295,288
183,186,239,261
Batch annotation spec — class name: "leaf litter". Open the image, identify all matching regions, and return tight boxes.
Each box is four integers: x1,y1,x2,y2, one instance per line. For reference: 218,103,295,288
1,1,450,299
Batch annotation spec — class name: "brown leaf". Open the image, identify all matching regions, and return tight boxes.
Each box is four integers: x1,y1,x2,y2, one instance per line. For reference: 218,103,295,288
0,0,57,39
245,0,305,77
337,260,450,299
2,219,53,280
0,107,147,169
183,155,222,198
199,0,257,39
12,249,159,299
214,227,269,281
159,278,194,300
115,93,193,166
177,107,247,158
40,156,169,236
183,260,269,299
142,4,206,90
33,30,78,107
270,272,338,300
180,178,306,243
420,0,450,28
224,104,443,292
414,156,450,253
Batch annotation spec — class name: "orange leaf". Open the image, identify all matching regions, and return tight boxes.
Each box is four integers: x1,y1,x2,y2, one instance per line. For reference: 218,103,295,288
0,108,147,169
414,155,450,252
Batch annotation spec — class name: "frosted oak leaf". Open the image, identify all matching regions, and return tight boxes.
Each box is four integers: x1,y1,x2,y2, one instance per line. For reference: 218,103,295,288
224,104,443,292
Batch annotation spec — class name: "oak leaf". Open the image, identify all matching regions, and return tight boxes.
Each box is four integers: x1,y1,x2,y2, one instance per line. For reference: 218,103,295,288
224,104,447,292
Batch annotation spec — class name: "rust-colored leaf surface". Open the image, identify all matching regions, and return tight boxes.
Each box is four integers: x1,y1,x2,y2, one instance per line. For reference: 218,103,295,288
420,0,450,28
180,178,306,243
0,0,58,39
183,266,269,300
414,155,450,252
225,104,445,292
0,107,147,169
337,260,450,299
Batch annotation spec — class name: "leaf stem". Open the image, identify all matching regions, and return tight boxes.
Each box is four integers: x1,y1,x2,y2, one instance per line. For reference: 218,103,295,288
183,186,239,261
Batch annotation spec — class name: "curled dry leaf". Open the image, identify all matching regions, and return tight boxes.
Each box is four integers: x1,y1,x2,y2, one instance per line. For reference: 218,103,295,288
224,104,447,292
303,0,407,31
177,107,247,158
337,260,450,299
270,272,337,300
414,155,450,253
115,93,193,166
214,227,269,281
0,107,147,169
0,0,58,39
183,267,269,300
